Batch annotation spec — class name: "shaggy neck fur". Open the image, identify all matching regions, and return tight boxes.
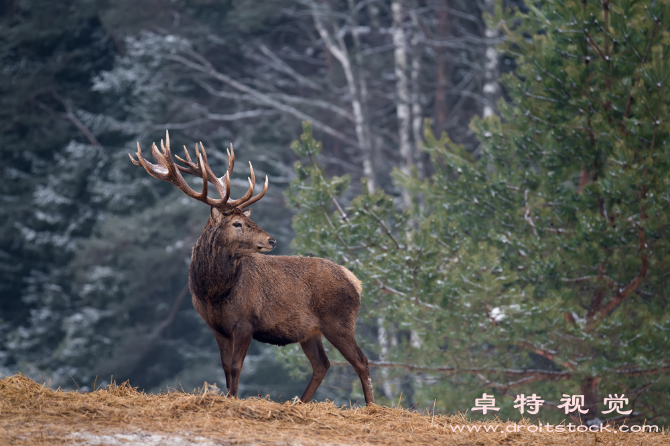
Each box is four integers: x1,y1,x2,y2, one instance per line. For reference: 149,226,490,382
189,221,244,303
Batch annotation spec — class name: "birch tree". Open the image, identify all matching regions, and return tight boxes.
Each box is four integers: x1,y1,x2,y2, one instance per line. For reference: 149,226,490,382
392,0,412,208
482,0,501,117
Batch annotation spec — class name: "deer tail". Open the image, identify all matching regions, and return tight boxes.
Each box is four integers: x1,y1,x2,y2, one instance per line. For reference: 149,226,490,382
340,266,362,296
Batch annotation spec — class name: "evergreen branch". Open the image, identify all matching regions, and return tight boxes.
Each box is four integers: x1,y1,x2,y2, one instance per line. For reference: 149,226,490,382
585,33,606,61
561,274,618,287
585,288,606,322
641,410,670,424
621,21,660,133
616,364,670,377
362,205,401,249
598,192,648,318
476,373,546,389
523,189,538,237
642,21,660,63
332,197,351,224
331,360,572,380
322,201,405,301
520,89,559,104
560,275,595,283
321,209,359,265
374,279,406,296
515,341,576,370
373,280,439,311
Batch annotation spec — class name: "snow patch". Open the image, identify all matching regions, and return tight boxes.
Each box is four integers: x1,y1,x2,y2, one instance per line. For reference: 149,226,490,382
69,431,218,446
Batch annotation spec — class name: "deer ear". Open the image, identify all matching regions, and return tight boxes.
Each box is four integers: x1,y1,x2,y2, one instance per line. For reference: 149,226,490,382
242,208,252,217
211,207,223,222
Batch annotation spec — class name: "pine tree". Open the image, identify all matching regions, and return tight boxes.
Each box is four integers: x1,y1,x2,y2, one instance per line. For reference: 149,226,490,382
285,0,670,423
0,0,116,379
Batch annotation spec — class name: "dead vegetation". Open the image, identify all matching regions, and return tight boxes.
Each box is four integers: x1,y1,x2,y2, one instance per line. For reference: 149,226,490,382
0,374,666,445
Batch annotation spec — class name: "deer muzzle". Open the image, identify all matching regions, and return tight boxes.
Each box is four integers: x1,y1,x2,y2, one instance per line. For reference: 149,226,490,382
258,237,277,252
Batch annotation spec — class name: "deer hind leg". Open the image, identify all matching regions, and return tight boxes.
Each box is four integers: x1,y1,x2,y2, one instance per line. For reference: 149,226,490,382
299,334,330,403
214,333,233,395
323,328,375,405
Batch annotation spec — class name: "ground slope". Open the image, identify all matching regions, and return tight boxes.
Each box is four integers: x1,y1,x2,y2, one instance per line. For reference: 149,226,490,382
0,375,666,445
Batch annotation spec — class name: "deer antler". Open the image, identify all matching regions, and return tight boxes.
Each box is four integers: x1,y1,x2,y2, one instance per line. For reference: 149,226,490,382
129,131,268,210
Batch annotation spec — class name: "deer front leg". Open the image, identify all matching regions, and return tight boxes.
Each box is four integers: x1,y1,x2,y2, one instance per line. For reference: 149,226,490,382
229,323,253,398
214,333,233,395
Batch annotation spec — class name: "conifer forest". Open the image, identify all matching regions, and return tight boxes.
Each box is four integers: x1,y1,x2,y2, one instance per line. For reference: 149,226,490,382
1,0,669,428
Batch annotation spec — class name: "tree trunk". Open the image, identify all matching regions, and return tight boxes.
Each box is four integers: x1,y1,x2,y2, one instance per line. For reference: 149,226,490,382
392,0,412,208
347,0,375,194
482,0,500,117
310,2,376,193
434,0,450,131
409,7,426,179
377,318,394,400
579,376,602,425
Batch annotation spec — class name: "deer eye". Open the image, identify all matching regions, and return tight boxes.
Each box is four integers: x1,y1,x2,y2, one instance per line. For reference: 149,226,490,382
232,222,242,228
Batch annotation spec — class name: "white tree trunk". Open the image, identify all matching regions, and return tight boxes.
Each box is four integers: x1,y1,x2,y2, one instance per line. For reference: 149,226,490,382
377,318,394,400
409,8,424,178
392,0,412,209
482,0,500,117
347,0,374,194
311,3,375,193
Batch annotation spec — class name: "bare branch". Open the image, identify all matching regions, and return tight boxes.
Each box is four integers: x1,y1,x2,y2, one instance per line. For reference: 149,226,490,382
257,44,321,90
41,92,102,147
168,53,360,148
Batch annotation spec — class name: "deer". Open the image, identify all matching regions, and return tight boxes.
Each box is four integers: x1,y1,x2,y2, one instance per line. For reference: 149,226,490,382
129,131,375,405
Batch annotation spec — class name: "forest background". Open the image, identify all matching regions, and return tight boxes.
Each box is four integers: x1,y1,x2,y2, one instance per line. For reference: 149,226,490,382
1,0,669,428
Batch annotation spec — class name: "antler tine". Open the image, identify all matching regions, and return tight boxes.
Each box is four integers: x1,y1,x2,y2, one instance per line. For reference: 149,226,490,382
175,145,200,176
227,143,235,178
221,171,231,204
130,132,269,210
239,175,269,209
174,142,229,205
131,131,219,207
196,150,208,201
128,145,141,166
132,141,170,181
198,142,229,204
226,161,256,207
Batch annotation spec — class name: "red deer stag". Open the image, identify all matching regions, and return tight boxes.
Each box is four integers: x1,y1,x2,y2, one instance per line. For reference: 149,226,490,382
129,131,374,405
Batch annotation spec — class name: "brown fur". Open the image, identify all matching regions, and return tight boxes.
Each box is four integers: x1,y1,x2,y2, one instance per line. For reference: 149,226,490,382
189,208,375,405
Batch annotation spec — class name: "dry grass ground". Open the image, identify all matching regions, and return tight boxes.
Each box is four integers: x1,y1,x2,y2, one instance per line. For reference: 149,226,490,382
0,374,667,445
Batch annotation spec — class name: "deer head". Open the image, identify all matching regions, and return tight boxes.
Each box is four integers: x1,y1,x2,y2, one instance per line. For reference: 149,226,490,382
129,131,276,254
210,207,276,255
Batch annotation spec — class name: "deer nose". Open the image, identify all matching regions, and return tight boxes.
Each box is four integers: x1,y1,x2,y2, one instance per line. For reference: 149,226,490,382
268,238,277,248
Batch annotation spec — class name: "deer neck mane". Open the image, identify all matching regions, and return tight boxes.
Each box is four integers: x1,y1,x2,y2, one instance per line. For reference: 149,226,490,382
189,223,244,302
